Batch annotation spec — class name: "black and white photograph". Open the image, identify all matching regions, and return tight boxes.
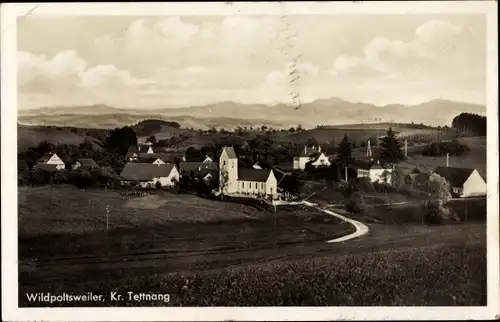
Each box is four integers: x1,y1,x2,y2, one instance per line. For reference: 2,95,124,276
1,2,499,321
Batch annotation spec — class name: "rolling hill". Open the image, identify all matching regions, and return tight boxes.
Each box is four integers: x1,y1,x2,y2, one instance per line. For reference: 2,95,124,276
17,98,486,130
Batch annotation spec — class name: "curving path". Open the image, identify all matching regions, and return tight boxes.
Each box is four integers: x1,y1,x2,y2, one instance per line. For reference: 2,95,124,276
302,201,370,243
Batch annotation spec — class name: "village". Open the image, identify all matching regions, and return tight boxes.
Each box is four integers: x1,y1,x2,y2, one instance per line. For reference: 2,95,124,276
28,130,487,204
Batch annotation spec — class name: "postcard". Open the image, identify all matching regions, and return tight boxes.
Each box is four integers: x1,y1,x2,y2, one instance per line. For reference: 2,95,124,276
1,1,499,321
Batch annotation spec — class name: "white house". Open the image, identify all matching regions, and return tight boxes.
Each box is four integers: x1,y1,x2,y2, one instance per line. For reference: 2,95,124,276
293,146,330,170
120,163,179,188
219,146,278,198
433,166,486,197
36,152,65,170
357,160,393,184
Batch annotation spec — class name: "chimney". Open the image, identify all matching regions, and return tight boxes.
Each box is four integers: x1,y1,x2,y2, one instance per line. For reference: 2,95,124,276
377,160,380,165
404,139,408,157
367,140,372,157
304,146,306,153
318,146,321,152
446,153,449,167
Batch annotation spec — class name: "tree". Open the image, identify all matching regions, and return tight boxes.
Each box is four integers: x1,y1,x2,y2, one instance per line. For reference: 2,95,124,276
184,147,203,161
147,135,157,145
379,127,405,163
336,133,354,167
306,137,319,147
390,167,406,190
296,124,303,132
105,126,138,156
219,169,229,199
422,173,458,224
79,139,94,151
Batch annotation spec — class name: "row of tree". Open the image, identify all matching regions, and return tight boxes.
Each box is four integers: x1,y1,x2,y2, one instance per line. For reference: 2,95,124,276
451,112,486,135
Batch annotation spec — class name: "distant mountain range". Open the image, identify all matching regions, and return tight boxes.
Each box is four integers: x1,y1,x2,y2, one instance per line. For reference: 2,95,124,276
17,98,486,130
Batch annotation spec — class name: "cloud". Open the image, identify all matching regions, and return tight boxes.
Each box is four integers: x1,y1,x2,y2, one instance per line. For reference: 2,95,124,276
18,50,169,108
17,16,486,108
331,20,475,81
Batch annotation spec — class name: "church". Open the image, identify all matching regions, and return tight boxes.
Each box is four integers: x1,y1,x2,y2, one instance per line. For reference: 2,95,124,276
219,146,278,199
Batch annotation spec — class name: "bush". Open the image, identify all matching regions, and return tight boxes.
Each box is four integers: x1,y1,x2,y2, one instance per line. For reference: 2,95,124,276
422,140,470,157
345,191,365,214
354,177,375,193
422,200,459,224
68,170,95,189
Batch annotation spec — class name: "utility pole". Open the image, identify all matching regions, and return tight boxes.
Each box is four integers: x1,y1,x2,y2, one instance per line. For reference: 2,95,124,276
106,205,110,232
464,197,468,222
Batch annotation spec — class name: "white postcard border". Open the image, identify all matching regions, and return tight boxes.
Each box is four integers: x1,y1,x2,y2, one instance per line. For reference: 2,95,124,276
2,2,499,321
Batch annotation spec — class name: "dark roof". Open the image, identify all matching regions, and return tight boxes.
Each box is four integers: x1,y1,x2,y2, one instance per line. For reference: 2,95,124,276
32,163,58,172
433,166,475,187
179,161,218,173
38,152,58,163
196,168,218,180
222,146,237,159
76,158,99,168
120,163,176,181
238,168,273,182
138,156,164,163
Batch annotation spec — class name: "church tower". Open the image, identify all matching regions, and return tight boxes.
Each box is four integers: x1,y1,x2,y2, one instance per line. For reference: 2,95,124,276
219,146,239,194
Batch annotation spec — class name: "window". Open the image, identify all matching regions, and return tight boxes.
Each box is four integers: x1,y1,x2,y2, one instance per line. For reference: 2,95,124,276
223,161,226,166
242,182,244,188
261,183,264,189
255,182,257,189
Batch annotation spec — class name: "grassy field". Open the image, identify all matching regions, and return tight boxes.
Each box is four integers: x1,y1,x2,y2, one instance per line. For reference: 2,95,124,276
398,136,486,178
18,185,355,259
18,125,104,152
352,136,486,178
19,221,486,306
17,183,486,306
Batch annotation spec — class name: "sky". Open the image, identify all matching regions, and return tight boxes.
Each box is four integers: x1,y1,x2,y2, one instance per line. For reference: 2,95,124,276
17,14,486,110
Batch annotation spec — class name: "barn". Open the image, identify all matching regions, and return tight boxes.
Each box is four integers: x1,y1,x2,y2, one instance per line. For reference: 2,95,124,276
433,166,486,198
120,163,180,188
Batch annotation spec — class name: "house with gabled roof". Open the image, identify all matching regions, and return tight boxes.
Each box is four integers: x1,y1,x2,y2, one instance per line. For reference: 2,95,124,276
72,158,99,171
433,166,486,197
356,160,393,184
120,163,179,188
126,145,155,161
293,145,330,170
138,156,166,165
35,152,65,171
179,161,218,178
219,146,278,198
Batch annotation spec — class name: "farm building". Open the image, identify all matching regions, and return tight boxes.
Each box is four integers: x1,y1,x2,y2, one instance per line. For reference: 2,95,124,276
179,161,218,178
194,168,219,185
219,146,278,198
36,152,65,170
138,156,166,165
120,163,179,188
126,145,155,161
433,166,486,198
357,160,393,184
32,163,61,173
293,146,331,170
72,158,99,171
